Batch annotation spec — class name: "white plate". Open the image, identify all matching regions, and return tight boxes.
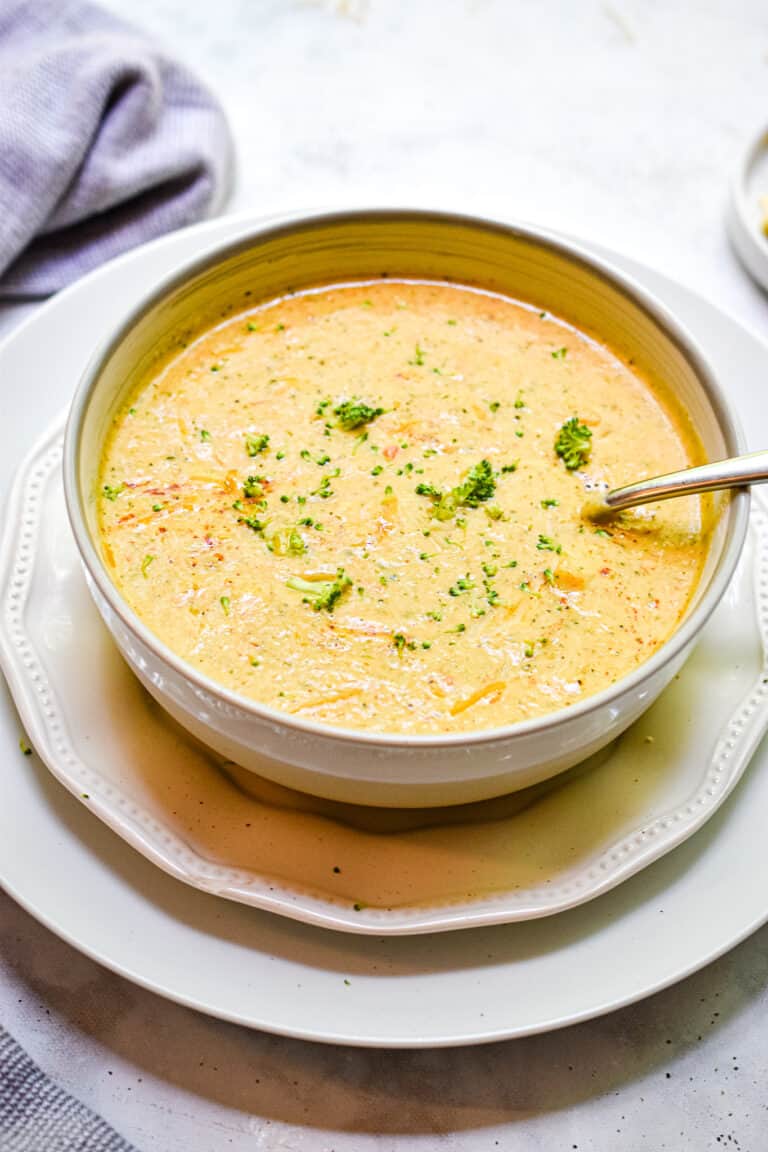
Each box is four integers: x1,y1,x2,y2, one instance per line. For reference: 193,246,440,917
2,416,768,935
727,122,768,291
3,214,768,1046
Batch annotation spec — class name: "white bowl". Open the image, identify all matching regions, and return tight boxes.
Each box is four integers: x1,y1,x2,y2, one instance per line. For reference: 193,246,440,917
727,121,768,292
64,210,749,807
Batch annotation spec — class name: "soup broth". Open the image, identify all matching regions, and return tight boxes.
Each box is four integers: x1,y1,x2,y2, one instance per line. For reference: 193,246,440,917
98,280,707,734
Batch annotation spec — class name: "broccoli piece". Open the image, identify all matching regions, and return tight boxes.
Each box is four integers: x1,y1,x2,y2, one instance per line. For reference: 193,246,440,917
415,459,496,520
555,417,592,471
239,513,266,533
448,574,475,596
286,569,352,612
102,483,124,501
268,527,306,556
415,481,441,499
245,433,270,457
242,475,264,498
459,459,496,506
334,398,384,430
287,529,306,556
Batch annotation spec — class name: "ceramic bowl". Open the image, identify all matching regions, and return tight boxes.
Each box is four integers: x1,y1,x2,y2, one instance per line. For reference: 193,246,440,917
63,209,749,807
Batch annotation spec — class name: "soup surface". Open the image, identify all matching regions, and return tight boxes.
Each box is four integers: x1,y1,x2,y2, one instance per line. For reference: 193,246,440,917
99,280,707,734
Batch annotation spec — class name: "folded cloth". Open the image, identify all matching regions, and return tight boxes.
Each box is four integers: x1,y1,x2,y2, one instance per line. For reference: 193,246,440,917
0,0,233,299
0,1024,138,1151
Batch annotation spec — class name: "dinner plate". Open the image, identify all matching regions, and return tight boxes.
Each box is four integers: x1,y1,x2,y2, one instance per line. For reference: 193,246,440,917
727,121,768,292
2,416,767,934
3,213,768,1046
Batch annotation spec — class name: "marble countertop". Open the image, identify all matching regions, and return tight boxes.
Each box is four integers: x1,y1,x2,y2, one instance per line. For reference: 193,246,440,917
4,1,768,1148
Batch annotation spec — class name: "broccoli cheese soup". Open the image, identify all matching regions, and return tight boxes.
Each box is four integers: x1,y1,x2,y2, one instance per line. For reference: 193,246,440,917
98,280,708,734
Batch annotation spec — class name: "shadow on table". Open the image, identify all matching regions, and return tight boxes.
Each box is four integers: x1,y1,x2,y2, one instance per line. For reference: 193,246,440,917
4,883,765,1135
3,751,768,1136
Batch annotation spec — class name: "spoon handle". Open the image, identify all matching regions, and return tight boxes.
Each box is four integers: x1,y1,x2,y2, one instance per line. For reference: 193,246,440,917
604,449,768,512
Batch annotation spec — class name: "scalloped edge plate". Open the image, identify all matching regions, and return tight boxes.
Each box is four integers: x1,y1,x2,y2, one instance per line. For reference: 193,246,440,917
2,415,767,935
4,214,768,1048
727,121,768,292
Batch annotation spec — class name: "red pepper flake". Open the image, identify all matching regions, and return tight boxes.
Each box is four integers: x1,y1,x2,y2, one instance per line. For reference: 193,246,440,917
148,483,180,495
600,567,611,575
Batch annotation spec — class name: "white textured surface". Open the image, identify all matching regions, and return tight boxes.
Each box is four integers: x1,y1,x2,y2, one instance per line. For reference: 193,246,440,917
4,0,768,1147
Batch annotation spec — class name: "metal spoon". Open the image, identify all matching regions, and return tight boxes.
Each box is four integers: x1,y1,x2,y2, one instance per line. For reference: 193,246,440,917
586,449,768,517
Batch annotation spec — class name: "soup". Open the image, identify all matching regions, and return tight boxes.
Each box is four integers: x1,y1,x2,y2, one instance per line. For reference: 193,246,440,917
98,280,708,734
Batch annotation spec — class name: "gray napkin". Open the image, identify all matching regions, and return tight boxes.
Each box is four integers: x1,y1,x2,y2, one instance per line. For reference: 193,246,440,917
0,1025,137,1151
0,0,233,299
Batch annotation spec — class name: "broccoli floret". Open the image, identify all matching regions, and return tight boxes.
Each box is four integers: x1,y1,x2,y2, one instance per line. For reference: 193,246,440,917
286,569,352,612
415,459,496,520
334,398,384,430
102,483,124,501
268,527,306,556
458,459,496,506
287,529,305,556
415,481,441,499
242,475,264,498
245,433,270,457
239,514,266,533
555,417,592,471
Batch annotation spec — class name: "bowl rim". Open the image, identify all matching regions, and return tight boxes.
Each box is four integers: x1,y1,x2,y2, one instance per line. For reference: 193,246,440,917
63,206,751,749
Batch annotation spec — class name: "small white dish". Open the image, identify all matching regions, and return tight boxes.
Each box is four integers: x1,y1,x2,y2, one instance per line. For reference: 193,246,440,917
727,122,768,291
3,213,768,1046
2,415,768,934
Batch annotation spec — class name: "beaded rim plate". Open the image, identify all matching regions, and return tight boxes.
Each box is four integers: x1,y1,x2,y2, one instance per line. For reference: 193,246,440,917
1,414,768,935
4,215,768,1045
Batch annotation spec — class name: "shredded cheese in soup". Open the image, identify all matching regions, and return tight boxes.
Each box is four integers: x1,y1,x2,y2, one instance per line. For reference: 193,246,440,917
98,280,707,734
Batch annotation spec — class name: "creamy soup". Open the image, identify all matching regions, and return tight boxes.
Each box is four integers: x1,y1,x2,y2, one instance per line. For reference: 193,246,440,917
98,280,707,734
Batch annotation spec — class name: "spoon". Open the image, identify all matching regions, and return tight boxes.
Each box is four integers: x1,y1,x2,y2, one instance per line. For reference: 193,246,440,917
586,449,768,517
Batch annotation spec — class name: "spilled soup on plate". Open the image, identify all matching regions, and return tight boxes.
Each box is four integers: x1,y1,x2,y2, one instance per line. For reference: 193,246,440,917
98,279,709,735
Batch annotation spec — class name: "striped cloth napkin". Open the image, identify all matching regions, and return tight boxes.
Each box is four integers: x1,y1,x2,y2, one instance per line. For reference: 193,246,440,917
0,0,233,299
0,0,235,1139
0,1025,137,1151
